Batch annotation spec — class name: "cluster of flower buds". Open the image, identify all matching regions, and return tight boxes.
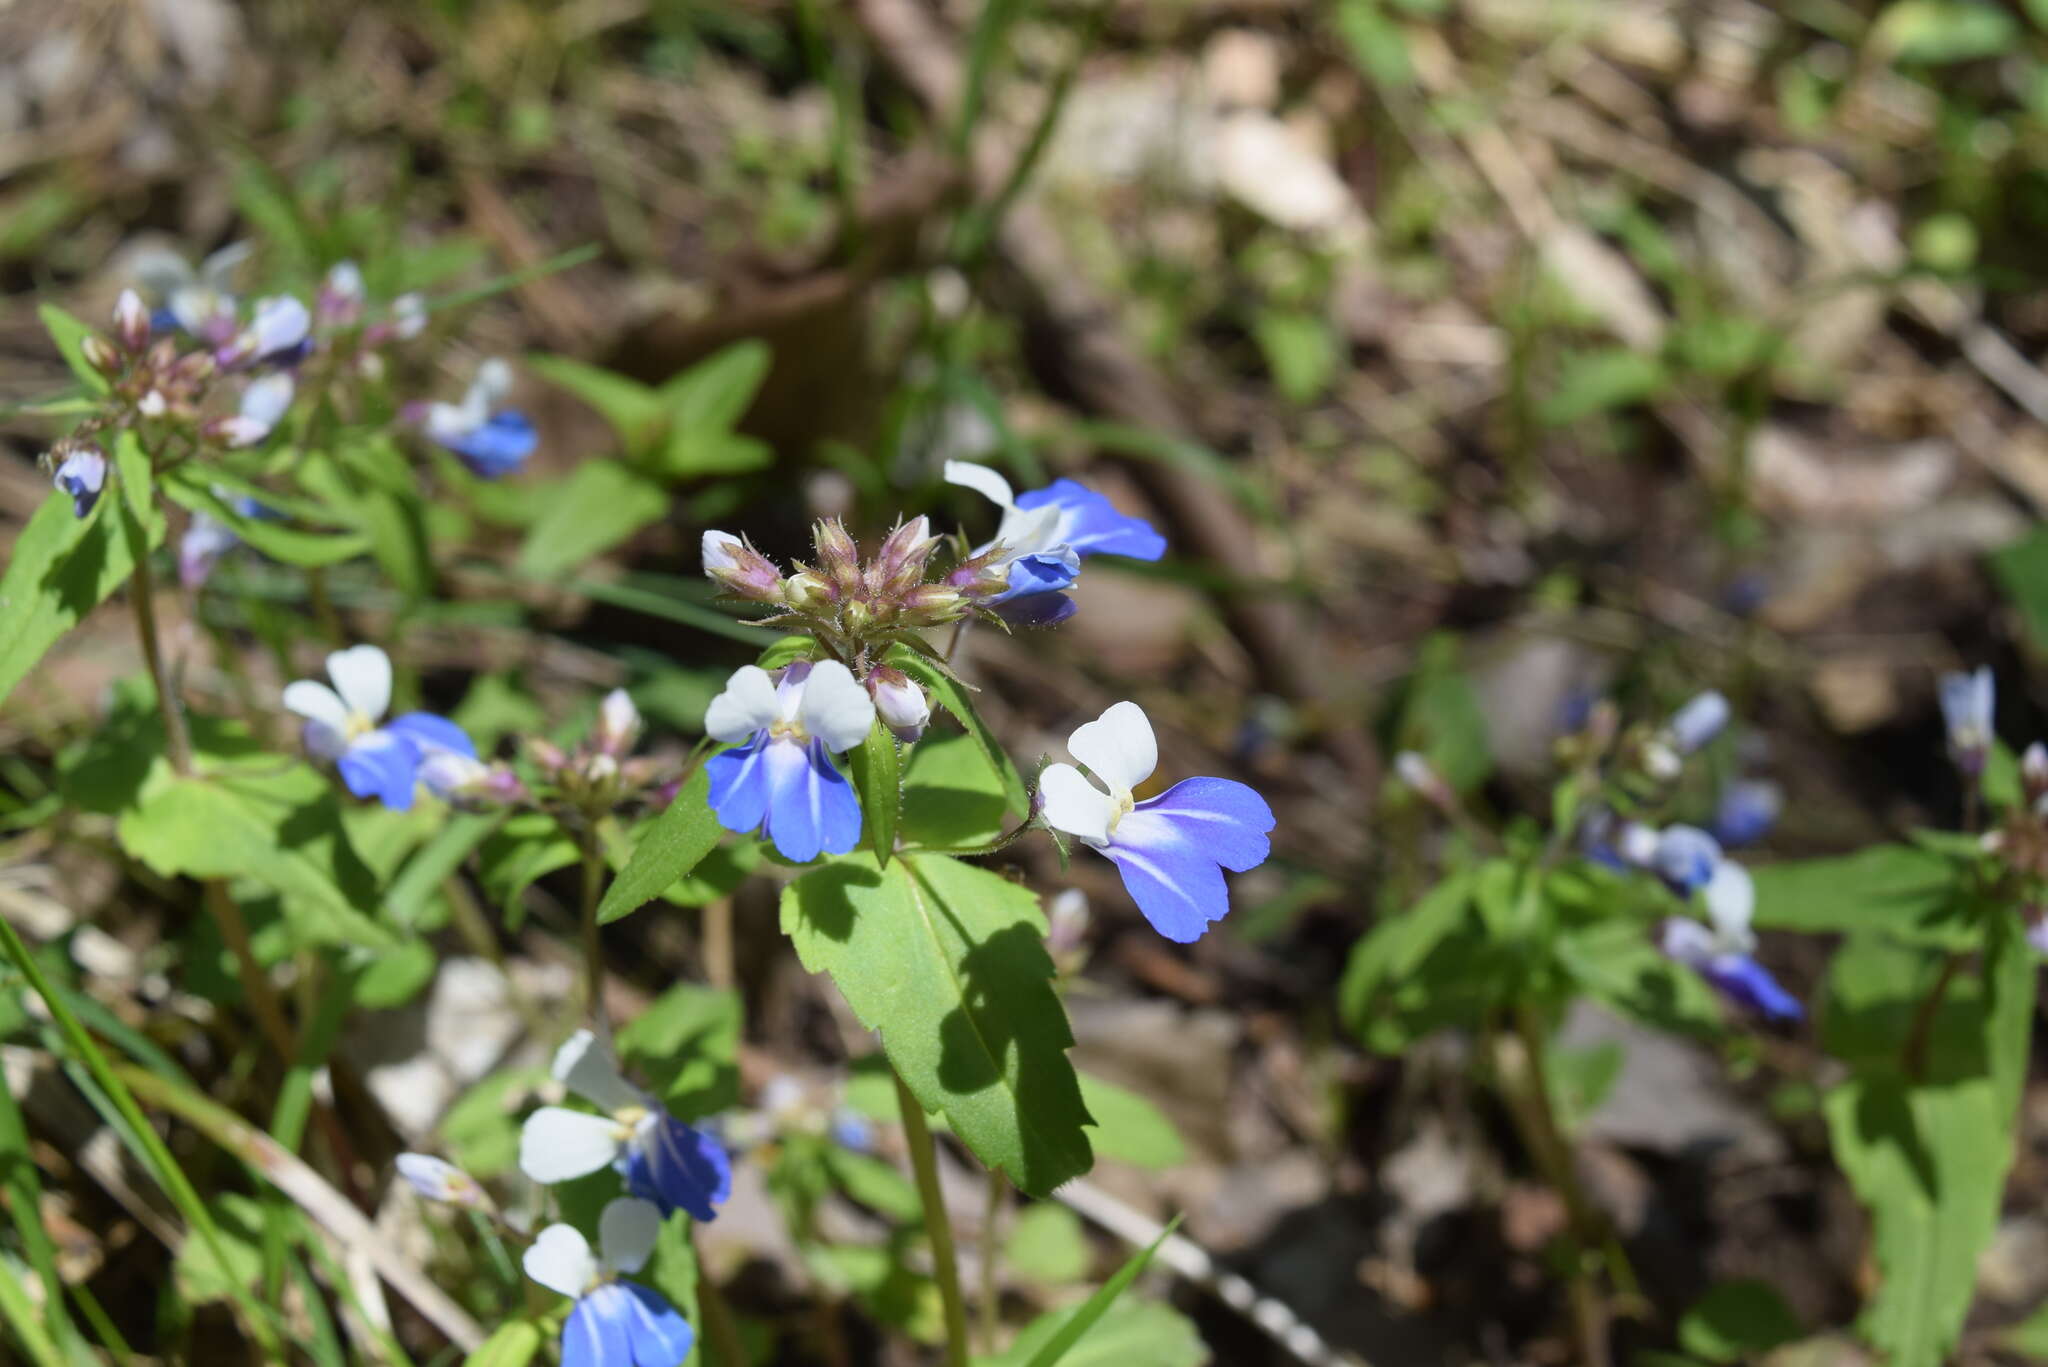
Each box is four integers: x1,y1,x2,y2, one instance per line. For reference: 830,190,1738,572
703,517,965,644
526,690,662,812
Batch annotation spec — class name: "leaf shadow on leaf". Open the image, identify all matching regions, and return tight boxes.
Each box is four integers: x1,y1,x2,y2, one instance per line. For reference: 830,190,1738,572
1850,1078,1940,1201
900,783,1008,849
268,788,382,909
41,505,110,618
938,919,1092,1185
787,861,874,943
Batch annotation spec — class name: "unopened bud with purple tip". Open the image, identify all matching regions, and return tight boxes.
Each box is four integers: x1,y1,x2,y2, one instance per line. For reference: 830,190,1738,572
1394,750,1455,812
1665,691,1730,755
702,530,785,602
395,1153,494,1211
114,289,151,352
812,519,862,596
81,333,122,377
1940,667,1995,777
317,262,365,328
870,515,940,595
2024,742,2048,807
595,689,642,759
867,667,929,743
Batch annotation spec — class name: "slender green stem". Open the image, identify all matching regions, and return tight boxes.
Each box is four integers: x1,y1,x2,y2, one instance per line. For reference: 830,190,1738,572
0,916,284,1355
978,1168,1005,1352
894,1070,971,1367
128,542,193,774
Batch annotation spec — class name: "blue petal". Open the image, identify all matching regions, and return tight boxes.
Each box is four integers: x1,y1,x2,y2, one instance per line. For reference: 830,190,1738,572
989,550,1080,605
149,307,181,335
385,712,477,760
624,1114,733,1222
1712,781,1780,848
1015,479,1166,560
54,451,107,520
337,731,421,811
439,411,537,479
618,1282,696,1367
1702,955,1803,1023
1101,779,1273,943
993,590,1077,627
706,736,773,837
565,1288,636,1367
760,738,861,864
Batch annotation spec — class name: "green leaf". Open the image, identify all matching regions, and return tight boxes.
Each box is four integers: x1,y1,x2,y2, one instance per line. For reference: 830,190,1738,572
1391,633,1491,793
1340,872,1502,1051
823,1147,923,1222
516,460,669,578
0,483,159,711
1875,0,2019,62
1004,1203,1091,1285
981,1301,1205,1367
1678,1280,1803,1362
1077,1073,1186,1169
1539,348,1667,425
1751,846,1970,947
443,1067,549,1178
1013,1220,1180,1367
655,341,774,478
352,939,437,1010
172,1194,266,1304
614,983,741,1120
889,647,1028,812
2000,1297,2048,1356
1993,525,2048,658
754,635,816,671
476,812,578,917
1334,0,1414,89
1252,310,1338,404
160,474,369,568
37,302,109,394
847,722,902,867
526,356,666,456
120,771,396,950
460,1321,545,1367
1827,1076,2005,1366
781,854,1093,1195
902,730,1014,850
386,811,506,930
1556,918,1724,1037
598,767,720,924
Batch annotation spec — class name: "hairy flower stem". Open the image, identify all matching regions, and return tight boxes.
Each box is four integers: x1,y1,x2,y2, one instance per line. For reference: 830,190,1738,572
128,540,194,775
1903,952,1966,1082
577,828,609,1039
1497,1009,1618,1367
895,1069,971,1367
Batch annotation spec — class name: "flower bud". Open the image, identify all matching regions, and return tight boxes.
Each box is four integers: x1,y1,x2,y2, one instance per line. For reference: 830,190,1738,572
812,519,862,596
317,261,365,327
701,530,785,602
113,289,151,351
137,388,168,418
419,751,489,803
52,446,107,519
81,334,122,376
1616,821,1661,869
782,569,833,612
526,737,569,775
1940,667,1995,777
871,515,940,595
1046,888,1091,963
867,667,929,743
1394,750,1454,811
395,1153,493,1211
1665,690,1730,755
2024,743,2048,805
204,415,270,448
595,688,642,758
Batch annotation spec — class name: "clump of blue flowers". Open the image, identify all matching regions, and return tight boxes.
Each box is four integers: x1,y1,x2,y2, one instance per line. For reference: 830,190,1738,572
282,645,479,812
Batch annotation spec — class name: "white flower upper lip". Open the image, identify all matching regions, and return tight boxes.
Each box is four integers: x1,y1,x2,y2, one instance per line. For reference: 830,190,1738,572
1039,701,1159,847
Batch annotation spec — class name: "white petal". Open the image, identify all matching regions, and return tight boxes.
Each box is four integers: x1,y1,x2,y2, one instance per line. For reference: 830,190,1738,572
944,460,1016,511
523,1223,600,1299
130,246,197,296
1067,701,1157,796
705,666,781,743
551,1030,642,1113
599,1198,662,1276
518,1107,625,1184
994,502,1065,559
470,358,514,410
240,373,295,428
1659,918,1714,967
702,530,742,572
797,660,877,753
326,645,392,723
169,287,221,336
282,680,351,734
1038,764,1115,846
422,400,471,441
1702,861,1756,952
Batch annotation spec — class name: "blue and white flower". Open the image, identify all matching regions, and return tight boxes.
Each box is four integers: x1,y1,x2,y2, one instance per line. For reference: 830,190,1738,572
1659,860,1801,1022
524,1199,695,1367
703,661,875,863
1038,701,1274,942
132,241,251,344
282,645,477,811
394,1153,493,1212
52,446,107,519
944,461,1165,625
418,358,536,478
1647,824,1722,896
1940,666,1995,775
208,372,296,449
178,489,275,589
219,295,312,370
520,1030,732,1223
